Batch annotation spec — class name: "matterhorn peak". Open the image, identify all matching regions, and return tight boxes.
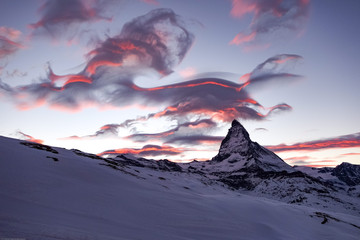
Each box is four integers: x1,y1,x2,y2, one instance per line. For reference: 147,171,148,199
211,119,293,172
231,119,241,127
212,119,252,162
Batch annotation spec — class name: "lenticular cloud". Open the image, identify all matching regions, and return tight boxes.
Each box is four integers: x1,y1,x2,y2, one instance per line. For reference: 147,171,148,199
1,9,301,139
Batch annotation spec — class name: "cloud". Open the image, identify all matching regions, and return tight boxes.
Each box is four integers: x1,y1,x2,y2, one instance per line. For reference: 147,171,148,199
284,156,311,161
230,32,256,45
59,123,122,141
140,0,159,5
304,164,337,168
127,118,218,142
17,131,44,144
5,69,27,78
0,26,23,59
266,132,360,152
179,67,196,78
29,0,112,40
230,0,310,48
284,156,336,167
1,8,298,125
165,135,223,145
1,9,195,109
254,127,268,132
98,144,185,157
340,153,360,156
244,54,303,87
49,52,301,154
85,8,194,76
1,10,301,159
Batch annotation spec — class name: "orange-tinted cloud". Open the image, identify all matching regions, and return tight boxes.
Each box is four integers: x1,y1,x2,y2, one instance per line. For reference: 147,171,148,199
304,164,337,168
230,31,256,45
18,131,44,144
98,144,185,157
266,132,360,152
340,153,360,156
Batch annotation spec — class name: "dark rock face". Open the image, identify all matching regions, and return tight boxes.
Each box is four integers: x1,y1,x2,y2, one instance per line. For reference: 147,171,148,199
211,119,292,172
20,141,58,154
212,120,252,162
72,149,104,160
332,162,360,186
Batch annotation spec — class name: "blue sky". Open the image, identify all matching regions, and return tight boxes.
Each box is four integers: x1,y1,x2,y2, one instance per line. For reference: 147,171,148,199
1,0,359,166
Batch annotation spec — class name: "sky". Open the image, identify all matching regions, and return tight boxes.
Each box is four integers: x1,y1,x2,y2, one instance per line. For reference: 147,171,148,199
1,0,359,167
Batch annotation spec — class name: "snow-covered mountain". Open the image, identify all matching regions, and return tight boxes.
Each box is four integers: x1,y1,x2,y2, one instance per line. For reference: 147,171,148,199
294,163,360,198
1,121,360,239
181,120,359,213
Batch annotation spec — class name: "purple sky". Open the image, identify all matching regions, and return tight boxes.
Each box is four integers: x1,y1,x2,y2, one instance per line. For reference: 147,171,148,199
1,0,359,166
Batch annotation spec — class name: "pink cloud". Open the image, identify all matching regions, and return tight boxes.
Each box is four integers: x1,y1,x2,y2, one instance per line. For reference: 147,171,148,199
230,31,256,45
229,0,310,48
18,131,44,144
266,132,360,152
179,67,196,78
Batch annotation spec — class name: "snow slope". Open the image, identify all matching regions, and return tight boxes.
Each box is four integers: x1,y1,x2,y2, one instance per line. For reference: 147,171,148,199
1,136,360,240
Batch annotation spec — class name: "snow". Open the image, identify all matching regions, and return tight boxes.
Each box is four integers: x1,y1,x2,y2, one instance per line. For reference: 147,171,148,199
294,166,334,180
1,136,360,240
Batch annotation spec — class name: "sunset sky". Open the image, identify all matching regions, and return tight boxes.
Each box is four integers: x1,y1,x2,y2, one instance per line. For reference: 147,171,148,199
1,0,359,167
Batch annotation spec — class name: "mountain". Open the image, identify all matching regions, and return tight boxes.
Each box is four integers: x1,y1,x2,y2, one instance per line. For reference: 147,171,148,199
333,162,360,186
182,120,360,212
1,121,360,239
211,120,292,172
294,163,360,198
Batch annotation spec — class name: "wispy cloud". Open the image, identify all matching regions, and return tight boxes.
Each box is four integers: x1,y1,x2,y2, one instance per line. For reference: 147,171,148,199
1,9,304,161
127,119,217,142
0,26,24,59
284,156,311,161
17,131,44,144
340,153,360,156
165,135,223,145
98,144,185,157
266,132,360,152
1,9,195,110
140,0,159,5
254,127,268,132
1,9,299,124
29,0,112,41
230,0,310,48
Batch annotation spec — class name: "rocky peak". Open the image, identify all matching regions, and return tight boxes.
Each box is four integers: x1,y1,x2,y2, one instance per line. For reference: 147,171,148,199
213,119,252,161
332,162,360,186
211,119,293,172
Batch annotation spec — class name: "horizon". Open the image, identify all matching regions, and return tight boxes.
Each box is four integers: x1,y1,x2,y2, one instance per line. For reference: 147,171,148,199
1,0,359,167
